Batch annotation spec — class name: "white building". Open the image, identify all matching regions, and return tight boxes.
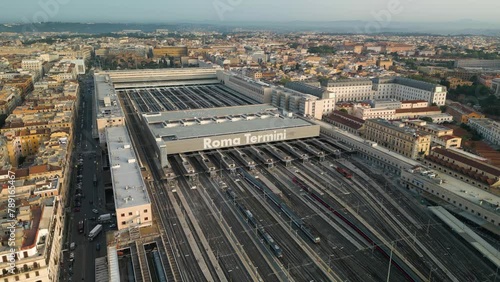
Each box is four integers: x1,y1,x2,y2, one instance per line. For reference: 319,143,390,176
325,77,447,106
491,78,500,97
106,126,152,231
468,118,500,146
325,79,374,102
373,77,447,106
21,59,43,81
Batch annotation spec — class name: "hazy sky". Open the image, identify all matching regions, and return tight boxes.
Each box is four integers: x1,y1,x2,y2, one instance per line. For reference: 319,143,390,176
2,0,500,23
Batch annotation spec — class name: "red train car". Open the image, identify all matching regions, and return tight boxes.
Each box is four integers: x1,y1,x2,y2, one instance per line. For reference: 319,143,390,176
336,167,352,178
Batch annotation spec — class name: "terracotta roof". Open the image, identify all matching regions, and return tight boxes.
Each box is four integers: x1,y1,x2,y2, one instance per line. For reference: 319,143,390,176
395,106,441,114
324,115,364,130
332,110,365,123
432,147,500,177
401,100,428,103
21,206,41,250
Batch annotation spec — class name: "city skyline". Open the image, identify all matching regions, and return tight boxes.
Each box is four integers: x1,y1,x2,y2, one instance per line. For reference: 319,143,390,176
2,0,500,24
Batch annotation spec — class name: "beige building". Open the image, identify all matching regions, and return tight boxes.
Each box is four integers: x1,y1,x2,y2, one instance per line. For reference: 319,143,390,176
404,119,461,149
106,126,152,231
364,119,432,159
0,87,22,116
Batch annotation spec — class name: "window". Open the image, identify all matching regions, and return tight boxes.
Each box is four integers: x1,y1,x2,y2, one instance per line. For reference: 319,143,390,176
122,221,126,225
25,274,29,279
144,217,149,221
35,271,39,276
144,209,148,213
121,213,125,217
128,212,132,216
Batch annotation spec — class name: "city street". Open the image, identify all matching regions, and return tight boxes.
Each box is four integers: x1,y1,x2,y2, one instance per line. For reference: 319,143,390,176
60,73,111,282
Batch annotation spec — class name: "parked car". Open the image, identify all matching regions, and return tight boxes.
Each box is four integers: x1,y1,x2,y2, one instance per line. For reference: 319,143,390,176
92,209,99,214
109,224,116,229
69,252,74,262
70,242,76,250
89,217,96,221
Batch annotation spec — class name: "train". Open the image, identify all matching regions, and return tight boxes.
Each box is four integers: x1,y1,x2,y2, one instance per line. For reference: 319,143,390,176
239,168,321,244
226,188,283,258
151,249,168,282
291,176,417,281
336,166,352,178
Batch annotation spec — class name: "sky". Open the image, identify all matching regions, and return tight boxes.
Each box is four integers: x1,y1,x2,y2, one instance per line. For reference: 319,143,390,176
2,0,500,24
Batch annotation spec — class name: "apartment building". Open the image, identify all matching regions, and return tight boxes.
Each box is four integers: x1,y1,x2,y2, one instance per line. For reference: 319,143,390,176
3,76,34,98
447,77,473,89
468,118,500,146
455,59,500,70
372,77,447,106
21,59,43,81
446,102,485,123
272,87,335,119
325,77,447,106
152,46,188,58
217,71,273,103
423,147,500,190
324,79,374,102
364,119,432,159
353,106,395,120
0,87,22,116
3,129,51,167
0,204,54,282
404,119,461,149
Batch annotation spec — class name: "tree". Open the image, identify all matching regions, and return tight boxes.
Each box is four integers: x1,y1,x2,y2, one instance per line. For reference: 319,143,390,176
339,108,348,113
420,117,433,122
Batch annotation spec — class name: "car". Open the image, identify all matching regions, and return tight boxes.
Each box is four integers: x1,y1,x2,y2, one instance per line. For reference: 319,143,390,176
92,209,99,214
89,217,96,221
73,208,80,212
96,243,101,251
70,242,76,250
109,224,116,228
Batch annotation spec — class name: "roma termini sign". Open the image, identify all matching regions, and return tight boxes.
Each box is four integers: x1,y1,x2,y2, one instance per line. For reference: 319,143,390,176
203,130,288,149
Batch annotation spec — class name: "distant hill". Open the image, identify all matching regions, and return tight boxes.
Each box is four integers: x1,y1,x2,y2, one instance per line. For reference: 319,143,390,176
1,20,499,36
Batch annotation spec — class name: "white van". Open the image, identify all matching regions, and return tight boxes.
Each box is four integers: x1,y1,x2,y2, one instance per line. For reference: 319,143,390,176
70,242,76,251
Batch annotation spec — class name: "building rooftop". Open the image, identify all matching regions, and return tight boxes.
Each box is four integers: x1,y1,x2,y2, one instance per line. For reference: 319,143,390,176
409,166,500,213
285,81,326,98
469,118,500,130
95,73,123,120
106,126,150,210
368,118,431,137
374,77,445,92
431,147,500,178
144,105,314,141
395,106,441,114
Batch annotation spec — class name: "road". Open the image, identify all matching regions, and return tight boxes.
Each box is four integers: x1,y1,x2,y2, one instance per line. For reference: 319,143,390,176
60,73,110,282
